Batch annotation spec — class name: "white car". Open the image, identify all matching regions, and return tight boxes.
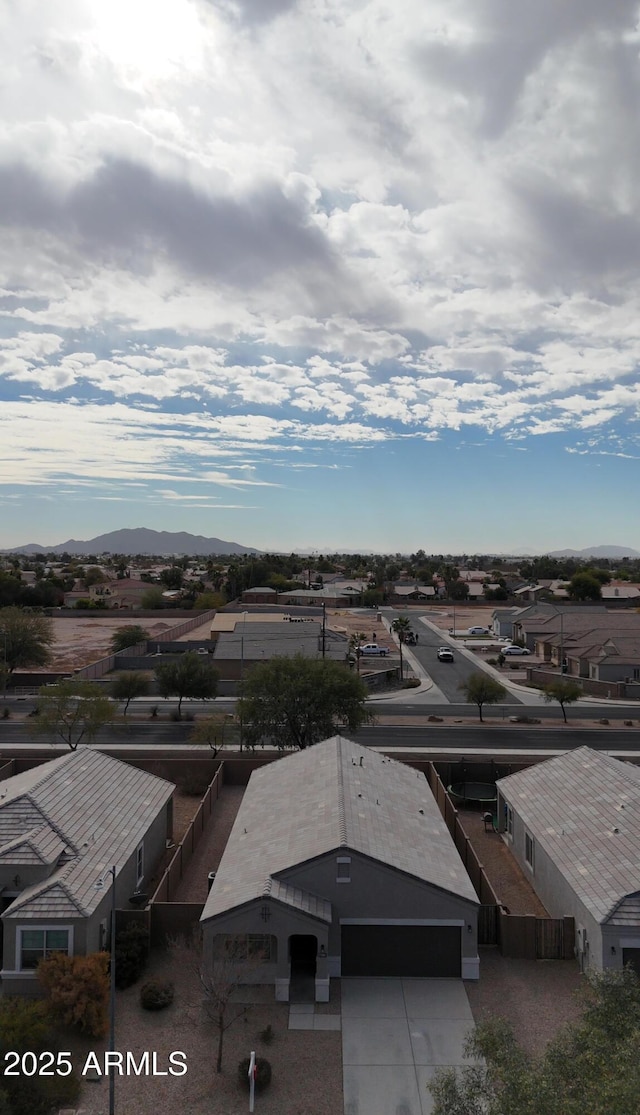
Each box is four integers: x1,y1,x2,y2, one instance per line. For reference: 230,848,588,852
357,643,388,656
467,626,489,635
437,647,454,662
502,645,530,655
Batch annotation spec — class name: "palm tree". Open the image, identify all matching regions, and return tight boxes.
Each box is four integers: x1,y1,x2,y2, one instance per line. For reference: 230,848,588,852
391,616,412,681
349,632,368,673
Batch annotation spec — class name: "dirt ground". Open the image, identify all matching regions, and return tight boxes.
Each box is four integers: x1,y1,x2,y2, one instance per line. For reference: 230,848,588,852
457,809,548,915
41,616,192,673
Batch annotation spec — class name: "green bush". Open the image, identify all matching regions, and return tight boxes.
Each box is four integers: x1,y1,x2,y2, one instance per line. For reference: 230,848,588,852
115,922,149,989
402,678,420,688
238,1056,272,1092
140,981,174,1011
259,1023,275,1045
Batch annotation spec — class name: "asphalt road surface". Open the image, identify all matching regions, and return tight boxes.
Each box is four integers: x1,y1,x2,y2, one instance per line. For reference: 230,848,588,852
2,720,639,754
386,609,525,705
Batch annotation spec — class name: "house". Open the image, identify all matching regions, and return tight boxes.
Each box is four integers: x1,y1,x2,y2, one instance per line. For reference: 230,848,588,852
201,736,479,1001
496,747,640,974
241,588,277,604
211,623,348,679
0,749,174,995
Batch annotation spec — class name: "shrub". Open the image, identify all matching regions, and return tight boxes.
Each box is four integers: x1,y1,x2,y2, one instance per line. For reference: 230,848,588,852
37,951,109,1038
402,678,420,688
486,658,498,666
259,1023,275,1045
238,1056,272,1092
0,997,81,1115
115,922,149,988
140,980,174,1011
1,708,9,719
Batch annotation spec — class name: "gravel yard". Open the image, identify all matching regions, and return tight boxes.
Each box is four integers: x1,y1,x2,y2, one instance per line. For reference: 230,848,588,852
457,808,549,915
467,948,584,1057
70,949,343,1115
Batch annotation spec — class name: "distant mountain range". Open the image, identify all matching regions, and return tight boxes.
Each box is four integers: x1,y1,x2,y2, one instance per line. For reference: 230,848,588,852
547,546,640,559
2,528,261,557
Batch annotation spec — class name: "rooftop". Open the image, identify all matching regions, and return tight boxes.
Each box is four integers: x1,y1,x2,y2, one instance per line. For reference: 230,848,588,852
202,736,478,922
0,750,174,920
497,747,640,923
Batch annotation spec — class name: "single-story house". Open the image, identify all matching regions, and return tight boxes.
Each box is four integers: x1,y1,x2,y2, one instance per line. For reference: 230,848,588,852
201,736,479,1001
241,588,278,604
0,749,174,995
211,622,347,679
497,747,640,974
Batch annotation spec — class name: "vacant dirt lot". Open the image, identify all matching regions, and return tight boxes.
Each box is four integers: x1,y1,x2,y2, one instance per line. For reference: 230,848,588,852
43,616,191,673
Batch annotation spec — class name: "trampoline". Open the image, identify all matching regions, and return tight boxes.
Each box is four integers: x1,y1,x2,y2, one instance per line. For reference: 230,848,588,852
447,781,497,808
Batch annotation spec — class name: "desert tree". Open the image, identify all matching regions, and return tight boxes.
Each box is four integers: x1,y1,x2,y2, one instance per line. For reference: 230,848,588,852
154,651,219,718
430,966,640,1115
0,606,54,674
109,625,150,653
459,673,507,723
238,654,373,750
541,679,583,724
169,930,267,1073
109,671,150,716
31,678,115,749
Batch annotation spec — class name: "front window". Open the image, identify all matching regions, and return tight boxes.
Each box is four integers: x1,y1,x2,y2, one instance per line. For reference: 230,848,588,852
221,934,276,962
19,928,70,970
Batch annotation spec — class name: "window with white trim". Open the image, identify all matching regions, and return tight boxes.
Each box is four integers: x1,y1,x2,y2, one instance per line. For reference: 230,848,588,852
136,842,144,886
525,831,535,870
19,927,71,970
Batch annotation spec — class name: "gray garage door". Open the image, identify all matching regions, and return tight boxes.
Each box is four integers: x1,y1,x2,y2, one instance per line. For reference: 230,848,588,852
341,924,461,977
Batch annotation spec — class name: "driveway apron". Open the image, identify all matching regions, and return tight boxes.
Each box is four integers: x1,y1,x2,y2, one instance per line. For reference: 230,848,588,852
342,978,477,1115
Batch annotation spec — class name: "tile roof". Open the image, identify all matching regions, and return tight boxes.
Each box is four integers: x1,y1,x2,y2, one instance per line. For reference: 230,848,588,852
0,749,174,920
497,747,640,922
202,736,478,922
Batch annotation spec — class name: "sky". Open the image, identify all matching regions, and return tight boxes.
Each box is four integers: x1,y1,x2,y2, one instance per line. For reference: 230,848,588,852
1,0,640,555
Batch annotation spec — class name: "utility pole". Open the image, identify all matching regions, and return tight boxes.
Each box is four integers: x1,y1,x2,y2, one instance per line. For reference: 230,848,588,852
322,602,326,659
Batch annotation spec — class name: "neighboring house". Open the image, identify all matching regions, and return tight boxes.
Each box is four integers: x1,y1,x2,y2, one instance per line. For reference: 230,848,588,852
497,747,640,974
391,584,436,603
491,607,520,638
277,587,357,607
211,622,348,679
201,736,479,1002
0,749,174,995
241,588,277,604
601,583,640,601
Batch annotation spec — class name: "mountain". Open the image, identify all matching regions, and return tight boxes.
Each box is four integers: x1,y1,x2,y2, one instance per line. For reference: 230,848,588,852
547,546,640,559
2,528,261,556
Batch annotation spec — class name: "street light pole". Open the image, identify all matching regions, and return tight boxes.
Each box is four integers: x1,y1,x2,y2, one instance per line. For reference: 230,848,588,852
95,865,117,1115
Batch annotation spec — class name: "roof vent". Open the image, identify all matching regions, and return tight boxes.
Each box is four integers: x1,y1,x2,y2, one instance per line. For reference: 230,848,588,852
419,808,424,814
613,827,620,834
359,757,363,767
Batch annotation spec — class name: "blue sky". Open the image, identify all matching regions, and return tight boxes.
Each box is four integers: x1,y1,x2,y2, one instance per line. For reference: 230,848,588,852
1,0,640,554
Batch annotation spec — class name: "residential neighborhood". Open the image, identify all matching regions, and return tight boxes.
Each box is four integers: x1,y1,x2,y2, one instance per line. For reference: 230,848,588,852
1,543,640,1113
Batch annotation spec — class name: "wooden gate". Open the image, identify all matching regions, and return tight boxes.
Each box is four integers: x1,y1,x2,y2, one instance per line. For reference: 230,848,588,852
478,904,498,946
535,918,564,959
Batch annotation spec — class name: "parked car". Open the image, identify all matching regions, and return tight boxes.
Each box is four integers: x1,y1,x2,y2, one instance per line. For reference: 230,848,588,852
437,647,454,662
502,645,530,655
467,626,489,635
357,643,388,656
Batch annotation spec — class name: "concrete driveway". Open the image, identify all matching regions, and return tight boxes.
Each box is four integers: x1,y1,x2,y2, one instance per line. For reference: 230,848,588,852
342,978,477,1115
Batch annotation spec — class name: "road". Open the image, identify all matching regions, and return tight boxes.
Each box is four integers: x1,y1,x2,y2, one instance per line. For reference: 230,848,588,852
2,720,639,754
388,611,524,705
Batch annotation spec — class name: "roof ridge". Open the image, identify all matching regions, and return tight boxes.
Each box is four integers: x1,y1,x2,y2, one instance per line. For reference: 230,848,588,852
336,738,347,848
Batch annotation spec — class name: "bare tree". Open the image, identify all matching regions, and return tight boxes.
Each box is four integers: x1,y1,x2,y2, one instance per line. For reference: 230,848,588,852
169,930,267,1073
